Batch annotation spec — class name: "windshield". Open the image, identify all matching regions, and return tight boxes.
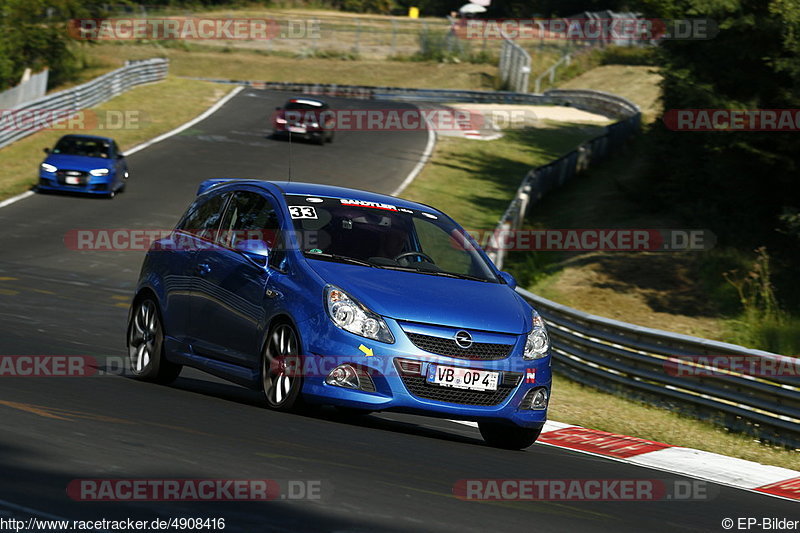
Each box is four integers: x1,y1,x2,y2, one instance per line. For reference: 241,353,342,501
284,101,325,111
52,137,111,158
285,194,498,283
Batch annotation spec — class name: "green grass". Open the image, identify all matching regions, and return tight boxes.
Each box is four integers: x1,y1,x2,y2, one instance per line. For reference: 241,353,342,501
0,77,234,200
402,124,606,229
558,64,663,122
550,375,798,469
74,41,498,90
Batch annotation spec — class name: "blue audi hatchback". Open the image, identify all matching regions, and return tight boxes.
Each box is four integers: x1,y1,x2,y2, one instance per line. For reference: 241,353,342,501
128,180,551,449
38,134,128,198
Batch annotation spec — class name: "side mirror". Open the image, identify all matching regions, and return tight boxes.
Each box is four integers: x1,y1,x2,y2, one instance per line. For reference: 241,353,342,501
275,106,282,110
43,147,50,154
498,271,517,290
117,152,124,159
234,239,270,267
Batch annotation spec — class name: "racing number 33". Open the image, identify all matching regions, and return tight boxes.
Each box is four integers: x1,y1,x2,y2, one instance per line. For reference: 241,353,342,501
289,206,317,219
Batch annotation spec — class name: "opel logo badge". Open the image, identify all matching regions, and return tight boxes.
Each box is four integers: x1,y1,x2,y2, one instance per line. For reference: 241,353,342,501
454,330,473,349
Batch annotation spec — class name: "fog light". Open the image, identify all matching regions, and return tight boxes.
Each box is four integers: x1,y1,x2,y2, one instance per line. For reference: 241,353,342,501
520,387,549,410
326,364,360,389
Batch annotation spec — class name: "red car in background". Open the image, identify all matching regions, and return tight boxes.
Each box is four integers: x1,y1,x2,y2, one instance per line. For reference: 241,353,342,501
272,97,335,145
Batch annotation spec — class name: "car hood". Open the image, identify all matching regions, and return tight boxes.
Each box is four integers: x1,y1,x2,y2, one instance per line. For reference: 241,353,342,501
44,154,111,172
306,259,530,334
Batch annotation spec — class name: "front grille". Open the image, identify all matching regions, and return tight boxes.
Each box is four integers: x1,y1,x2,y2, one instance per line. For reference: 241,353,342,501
399,372,522,406
56,169,89,186
406,332,512,360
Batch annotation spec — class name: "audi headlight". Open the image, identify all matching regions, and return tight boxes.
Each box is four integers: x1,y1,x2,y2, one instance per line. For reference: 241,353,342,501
89,168,109,176
523,312,550,359
41,163,57,173
325,285,394,344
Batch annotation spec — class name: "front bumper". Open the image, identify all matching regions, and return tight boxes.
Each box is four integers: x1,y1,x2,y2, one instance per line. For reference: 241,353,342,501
38,173,115,195
273,126,326,140
297,314,551,429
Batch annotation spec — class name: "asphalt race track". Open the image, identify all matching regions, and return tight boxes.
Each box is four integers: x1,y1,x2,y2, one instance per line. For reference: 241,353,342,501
0,89,795,532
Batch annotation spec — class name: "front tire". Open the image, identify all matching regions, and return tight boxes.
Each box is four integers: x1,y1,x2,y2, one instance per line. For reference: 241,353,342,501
478,422,542,450
127,297,182,383
261,323,304,410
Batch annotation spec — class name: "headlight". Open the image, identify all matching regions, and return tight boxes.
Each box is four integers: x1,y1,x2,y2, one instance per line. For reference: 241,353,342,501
40,163,57,173
89,168,109,176
523,312,550,360
325,285,394,344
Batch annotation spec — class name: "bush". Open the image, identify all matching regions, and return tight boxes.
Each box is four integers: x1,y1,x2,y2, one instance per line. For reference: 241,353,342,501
599,45,658,66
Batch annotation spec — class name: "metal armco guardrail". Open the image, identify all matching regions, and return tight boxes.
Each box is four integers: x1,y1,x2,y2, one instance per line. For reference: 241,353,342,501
486,88,641,269
0,58,168,150
520,288,800,448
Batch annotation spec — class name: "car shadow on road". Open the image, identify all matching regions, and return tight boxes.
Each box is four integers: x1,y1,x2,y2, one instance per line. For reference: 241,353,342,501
168,375,485,448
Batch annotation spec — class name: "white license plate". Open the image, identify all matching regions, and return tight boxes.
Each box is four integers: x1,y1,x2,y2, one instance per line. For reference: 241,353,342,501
288,126,307,134
65,176,80,185
427,365,498,391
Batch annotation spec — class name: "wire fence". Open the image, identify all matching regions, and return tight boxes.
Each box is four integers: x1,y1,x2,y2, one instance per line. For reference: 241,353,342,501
0,69,49,110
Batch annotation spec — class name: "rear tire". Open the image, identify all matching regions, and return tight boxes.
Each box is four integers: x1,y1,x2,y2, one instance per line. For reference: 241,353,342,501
127,297,182,383
478,422,542,450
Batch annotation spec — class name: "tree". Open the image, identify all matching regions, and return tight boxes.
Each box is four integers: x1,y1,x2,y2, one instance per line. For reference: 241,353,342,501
644,0,800,249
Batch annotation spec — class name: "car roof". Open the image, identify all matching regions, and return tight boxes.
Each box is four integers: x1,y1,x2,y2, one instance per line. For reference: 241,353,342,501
57,134,115,143
203,179,442,214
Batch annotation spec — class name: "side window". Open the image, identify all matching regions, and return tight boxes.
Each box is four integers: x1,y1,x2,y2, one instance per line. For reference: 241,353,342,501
176,193,228,241
112,141,121,157
218,191,280,249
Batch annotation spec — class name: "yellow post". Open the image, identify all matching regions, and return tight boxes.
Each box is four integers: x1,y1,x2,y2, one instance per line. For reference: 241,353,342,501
408,6,419,18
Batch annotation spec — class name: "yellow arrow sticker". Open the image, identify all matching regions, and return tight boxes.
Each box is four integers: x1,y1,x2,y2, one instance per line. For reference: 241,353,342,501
358,344,374,356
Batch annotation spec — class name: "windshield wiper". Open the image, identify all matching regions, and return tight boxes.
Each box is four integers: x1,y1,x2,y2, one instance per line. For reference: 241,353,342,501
419,270,491,282
373,263,491,282
303,252,375,268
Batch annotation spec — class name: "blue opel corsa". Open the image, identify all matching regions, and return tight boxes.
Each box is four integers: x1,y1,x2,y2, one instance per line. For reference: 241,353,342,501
128,180,551,449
